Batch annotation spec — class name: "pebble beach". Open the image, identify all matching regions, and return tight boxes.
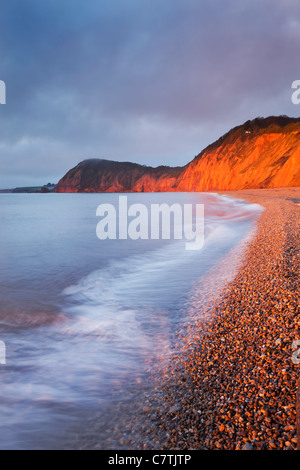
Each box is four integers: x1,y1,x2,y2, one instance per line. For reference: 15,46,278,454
75,187,300,451
121,187,300,451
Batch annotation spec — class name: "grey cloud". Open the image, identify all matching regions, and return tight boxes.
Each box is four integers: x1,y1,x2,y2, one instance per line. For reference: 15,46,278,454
0,0,300,187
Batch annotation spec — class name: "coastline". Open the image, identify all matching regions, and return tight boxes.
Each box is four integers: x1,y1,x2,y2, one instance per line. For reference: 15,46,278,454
122,187,300,450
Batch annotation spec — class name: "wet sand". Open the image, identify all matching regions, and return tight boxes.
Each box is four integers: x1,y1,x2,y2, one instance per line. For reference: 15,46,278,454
122,187,300,451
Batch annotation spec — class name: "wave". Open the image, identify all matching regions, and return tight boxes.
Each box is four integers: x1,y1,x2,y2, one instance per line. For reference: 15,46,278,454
60,195,263,376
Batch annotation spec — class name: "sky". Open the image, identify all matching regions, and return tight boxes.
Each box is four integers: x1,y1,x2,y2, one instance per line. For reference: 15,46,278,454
0,0,300,188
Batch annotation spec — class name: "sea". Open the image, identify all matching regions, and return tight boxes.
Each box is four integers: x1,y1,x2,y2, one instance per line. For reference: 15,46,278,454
0,192,263,449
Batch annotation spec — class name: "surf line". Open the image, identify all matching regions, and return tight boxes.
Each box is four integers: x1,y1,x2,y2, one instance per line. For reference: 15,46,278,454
96,195,204,250
0,81,6,104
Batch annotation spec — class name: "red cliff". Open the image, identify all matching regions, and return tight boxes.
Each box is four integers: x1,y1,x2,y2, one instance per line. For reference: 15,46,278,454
55,116,300,193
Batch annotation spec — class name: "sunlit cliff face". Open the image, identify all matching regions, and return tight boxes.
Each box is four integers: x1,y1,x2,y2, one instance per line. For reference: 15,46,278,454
55,117,300,193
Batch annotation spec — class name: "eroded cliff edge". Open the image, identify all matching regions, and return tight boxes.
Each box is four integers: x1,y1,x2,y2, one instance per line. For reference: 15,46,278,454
55,116,300,192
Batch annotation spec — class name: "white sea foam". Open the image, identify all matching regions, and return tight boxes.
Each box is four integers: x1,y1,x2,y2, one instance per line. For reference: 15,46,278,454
0,192,263,449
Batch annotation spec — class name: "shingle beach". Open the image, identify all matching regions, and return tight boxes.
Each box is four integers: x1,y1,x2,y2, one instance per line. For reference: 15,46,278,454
75,187,299,451
124,187,300,451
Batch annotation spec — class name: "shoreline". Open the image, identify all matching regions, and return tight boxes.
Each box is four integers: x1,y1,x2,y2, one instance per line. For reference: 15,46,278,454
122,187,300,450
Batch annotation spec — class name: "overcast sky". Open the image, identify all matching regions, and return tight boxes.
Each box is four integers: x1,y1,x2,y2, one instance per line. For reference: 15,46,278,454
0,0,300,187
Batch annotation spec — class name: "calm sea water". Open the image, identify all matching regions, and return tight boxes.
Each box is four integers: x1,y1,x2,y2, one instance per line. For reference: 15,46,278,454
0,192,262,449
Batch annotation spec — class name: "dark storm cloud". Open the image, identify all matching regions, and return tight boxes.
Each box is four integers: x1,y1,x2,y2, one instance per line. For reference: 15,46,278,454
0,0,300,187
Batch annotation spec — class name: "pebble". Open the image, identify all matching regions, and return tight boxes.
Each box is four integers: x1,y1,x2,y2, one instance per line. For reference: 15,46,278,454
242,442,253,450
